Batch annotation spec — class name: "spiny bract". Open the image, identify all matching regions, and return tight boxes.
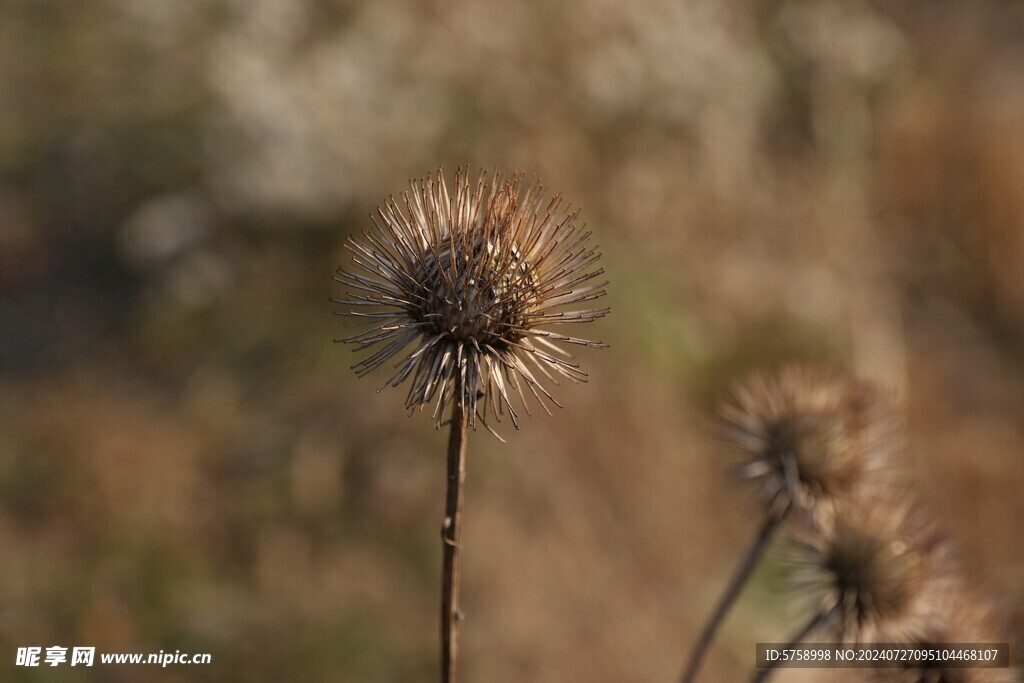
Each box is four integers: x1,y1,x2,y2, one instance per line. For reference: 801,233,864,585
786,495,952,644
333,168,608,435
719,365,898,517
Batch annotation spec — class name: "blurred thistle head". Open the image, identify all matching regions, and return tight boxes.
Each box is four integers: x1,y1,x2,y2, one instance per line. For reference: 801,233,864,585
886,671,1022,683
882,585,1022,683
333,168,608,434
718,364,898,517
883,663,1022,683
786,495,952,644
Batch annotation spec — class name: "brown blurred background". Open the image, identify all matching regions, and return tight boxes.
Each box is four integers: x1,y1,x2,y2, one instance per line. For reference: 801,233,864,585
1,1,1023,681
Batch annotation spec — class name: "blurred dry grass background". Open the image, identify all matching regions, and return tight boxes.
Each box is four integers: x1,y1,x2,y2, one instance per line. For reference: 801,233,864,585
1,0,1023,681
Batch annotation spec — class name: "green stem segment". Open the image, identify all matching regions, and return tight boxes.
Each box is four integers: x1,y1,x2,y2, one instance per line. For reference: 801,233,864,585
441,382,468,683
680,511,784,683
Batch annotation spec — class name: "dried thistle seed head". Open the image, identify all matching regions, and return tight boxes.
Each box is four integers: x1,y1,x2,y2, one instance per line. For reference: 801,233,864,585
881,585,1022,683
786,495,951,643
718,364,898,516
333,168,609,434
880,662,1021,683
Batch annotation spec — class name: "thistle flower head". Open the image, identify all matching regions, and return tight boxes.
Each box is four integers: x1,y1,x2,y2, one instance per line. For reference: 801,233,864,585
786,496,951,643
718,364,898,517
887,671,1022,683
333,168,608,433
881,585,1022,683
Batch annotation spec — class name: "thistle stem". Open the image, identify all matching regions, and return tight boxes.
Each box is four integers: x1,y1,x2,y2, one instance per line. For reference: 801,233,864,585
750,603,833,683
680,511,785,683
441,379,468,683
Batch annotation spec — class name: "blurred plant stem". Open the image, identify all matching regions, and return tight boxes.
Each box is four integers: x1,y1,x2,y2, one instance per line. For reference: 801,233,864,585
680,508,787,683
750,602,834,683
441,377,468,683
